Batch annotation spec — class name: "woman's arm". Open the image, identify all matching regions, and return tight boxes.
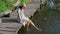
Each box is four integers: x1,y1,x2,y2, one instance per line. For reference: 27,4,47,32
18,9,23,24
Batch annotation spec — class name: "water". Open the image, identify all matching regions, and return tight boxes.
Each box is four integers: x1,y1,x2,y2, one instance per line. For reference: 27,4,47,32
18,0,60,34
48,0,55,9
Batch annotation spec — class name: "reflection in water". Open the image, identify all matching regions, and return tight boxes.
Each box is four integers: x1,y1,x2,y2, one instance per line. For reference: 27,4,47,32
48,0,55,9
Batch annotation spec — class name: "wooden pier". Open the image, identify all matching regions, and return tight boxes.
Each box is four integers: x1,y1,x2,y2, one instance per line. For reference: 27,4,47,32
0,0,46,34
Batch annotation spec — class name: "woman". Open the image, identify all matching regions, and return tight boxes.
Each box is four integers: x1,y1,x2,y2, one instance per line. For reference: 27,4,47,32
17,3,42,31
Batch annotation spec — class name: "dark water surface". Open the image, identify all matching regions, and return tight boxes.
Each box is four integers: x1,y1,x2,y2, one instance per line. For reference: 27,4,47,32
18,0,60,34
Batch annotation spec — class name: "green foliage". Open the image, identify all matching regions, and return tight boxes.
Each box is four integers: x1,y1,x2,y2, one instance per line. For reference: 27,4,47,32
0,0,30,13
20,0,29,4
0,0,16,13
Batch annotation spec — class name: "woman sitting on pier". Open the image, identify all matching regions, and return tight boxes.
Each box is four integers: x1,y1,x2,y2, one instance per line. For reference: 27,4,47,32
16,3,41,31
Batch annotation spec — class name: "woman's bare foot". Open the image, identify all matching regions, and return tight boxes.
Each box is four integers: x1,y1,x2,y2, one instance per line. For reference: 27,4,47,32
37,28,42,31
35,27,42,31
27,28,30,32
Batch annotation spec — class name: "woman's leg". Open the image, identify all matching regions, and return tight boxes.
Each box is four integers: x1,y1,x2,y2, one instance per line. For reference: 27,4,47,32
27,21,30,31
27,19,42,31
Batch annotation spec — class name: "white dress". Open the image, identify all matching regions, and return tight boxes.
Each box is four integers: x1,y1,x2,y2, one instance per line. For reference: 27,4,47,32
17,8,29,26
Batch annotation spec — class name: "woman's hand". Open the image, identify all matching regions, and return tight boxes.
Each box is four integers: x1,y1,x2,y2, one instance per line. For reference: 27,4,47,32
20,20,24,24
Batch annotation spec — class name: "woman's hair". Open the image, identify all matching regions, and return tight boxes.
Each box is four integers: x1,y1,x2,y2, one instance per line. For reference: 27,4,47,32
14,6,18,10
19,3,26,9
19,5,23,9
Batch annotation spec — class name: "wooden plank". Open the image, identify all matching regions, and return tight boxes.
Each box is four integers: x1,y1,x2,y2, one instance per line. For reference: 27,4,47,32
0,31,16,34
0,23,22,34
0,23,21,28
